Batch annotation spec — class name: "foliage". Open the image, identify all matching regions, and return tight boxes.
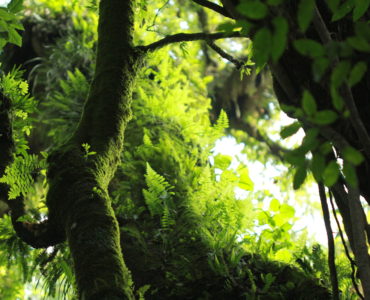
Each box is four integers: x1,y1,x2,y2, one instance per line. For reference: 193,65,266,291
0,0,365,299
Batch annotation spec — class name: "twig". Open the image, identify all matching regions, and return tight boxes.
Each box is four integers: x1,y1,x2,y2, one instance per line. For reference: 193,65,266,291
138,31,243,52
328,190,364,300
206,40,245,69
192,0,231,18
146,0,170,32
318,183,339,300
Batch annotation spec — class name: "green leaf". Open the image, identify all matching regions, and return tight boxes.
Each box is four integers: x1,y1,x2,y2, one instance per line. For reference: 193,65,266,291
311,110,338,125
294,39,325,58
237,1,268,20
330,85,344,111
323,160,340,187
0,8,16,21
342,146,364,165
343,161,358,187
302,90,317,116
284,151,306,166
280,121,301,139
238,168,254,191
311,153,325,182
214,154,232,170
331,60,351,87
7,26,21,46
297,0,315,32
348,61,367,87
347,36,370,52
353,0,370,21
269,198,280,212
312,57,330,81
271,16,288,62
253,28,272,67
280,203,295,218
332,1,354,21
319,142,333,155
293,166,307,189
0,19,8,32
7,0,23,14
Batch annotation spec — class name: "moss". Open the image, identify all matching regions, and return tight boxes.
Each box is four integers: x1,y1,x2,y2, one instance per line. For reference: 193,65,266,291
45,0,145,299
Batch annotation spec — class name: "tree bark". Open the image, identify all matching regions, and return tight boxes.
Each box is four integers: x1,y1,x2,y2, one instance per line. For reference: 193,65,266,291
45,0,143,298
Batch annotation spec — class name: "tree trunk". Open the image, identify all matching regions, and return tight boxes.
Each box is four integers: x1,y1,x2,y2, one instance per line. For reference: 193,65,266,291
45,0,143,298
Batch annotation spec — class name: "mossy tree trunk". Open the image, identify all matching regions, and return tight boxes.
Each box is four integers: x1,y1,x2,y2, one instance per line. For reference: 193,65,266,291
45,0,142,298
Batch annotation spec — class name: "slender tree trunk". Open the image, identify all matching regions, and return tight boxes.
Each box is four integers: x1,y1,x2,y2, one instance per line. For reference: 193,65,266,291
46,0,143,298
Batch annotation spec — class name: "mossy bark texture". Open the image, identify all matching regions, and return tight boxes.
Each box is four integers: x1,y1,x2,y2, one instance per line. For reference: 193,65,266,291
46,0,142,299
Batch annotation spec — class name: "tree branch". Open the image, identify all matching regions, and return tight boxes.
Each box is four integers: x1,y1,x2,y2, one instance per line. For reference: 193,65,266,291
347,187,370,299
328,190,364,300
318,183,339,300
138,31,243,52
206,40,245,69
192,0,231,18
313,6,370,161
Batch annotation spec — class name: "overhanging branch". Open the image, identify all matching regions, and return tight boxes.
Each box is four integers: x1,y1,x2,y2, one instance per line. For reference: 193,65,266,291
192,0,231,18
138,31,243,52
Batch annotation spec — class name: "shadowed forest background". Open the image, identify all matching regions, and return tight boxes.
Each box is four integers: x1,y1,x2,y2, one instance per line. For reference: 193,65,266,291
0,0,370,299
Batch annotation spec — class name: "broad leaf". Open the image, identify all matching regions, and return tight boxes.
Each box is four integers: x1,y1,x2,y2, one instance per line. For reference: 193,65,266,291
294,39,325,58
323,160,340,187
302,90,317,116
297,0,315,32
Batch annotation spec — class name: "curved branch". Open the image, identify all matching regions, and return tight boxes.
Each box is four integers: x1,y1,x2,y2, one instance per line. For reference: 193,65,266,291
192,0,231,18
7,195,64,248
138,31,243,52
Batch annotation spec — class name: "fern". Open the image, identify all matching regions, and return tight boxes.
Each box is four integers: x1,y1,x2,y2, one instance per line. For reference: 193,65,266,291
0,154,46,199
212,109,229,139
143,163,176,230
161,205,175,230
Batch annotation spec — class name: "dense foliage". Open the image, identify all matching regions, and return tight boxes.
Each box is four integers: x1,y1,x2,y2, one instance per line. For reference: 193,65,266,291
0,0,369,299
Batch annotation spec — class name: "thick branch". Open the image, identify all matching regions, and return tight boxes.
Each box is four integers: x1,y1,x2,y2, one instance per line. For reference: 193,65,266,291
347,187,370,299
139,31,243,52
192,0,231,18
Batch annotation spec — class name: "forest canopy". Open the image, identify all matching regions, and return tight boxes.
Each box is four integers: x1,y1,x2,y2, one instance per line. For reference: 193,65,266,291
0,0,370,299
